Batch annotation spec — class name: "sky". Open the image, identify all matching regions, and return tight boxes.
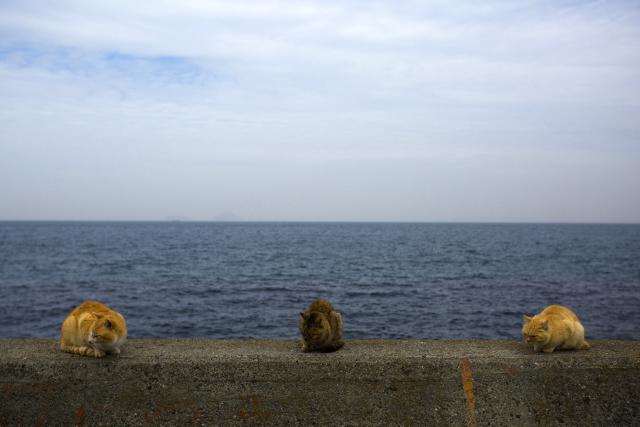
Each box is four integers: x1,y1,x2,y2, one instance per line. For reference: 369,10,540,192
0,0,639,222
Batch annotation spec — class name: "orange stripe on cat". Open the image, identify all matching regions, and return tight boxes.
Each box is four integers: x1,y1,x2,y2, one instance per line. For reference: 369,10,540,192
460,356,478,427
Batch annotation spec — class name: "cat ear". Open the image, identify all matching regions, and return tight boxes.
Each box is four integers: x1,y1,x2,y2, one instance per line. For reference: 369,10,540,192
522,315,532,323
542,320,549,330
104,320,112,329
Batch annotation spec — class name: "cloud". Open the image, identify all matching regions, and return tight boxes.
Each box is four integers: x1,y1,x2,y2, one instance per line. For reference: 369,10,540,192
0,0,639,221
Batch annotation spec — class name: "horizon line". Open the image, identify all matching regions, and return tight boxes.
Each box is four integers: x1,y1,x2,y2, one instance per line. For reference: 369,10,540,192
1,219,639,225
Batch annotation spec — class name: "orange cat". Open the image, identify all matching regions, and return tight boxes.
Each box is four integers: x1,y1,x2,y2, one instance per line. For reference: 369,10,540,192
299,298,344,352
60,300,127,358
522,304,590,353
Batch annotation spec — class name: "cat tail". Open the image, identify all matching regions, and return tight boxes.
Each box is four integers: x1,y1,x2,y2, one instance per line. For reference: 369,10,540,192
332,340,345,351
318,340,344,353
60,342,105,358
579,340,591,350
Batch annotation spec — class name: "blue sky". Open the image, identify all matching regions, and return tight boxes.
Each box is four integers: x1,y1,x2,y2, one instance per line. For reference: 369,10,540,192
1,0,639,222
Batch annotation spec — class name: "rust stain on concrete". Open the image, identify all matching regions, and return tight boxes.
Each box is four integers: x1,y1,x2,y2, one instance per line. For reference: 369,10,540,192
461,356,478,427
73,404,85,426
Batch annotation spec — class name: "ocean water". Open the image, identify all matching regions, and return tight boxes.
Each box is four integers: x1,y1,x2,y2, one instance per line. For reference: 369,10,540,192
0,222,638,340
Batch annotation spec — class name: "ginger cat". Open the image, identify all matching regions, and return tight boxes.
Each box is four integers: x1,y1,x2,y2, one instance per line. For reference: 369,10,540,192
299,298,344,353
60,300,127,358
522,304,590,353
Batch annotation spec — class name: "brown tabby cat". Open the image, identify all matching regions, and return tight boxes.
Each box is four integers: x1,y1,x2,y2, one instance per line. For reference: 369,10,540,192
299,298,344,352
522,304,590,353
60,300,127,358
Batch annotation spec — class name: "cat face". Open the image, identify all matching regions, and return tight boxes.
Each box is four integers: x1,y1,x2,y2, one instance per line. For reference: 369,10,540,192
300,312,331,342
88,315,122,350
521,315,550,344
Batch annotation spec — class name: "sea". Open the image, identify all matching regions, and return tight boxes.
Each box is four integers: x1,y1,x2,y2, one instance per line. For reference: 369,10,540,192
0,221,638,340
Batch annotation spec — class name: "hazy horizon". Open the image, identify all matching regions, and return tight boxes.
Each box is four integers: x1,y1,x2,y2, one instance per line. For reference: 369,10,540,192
1,219,639,225
1,1,639,223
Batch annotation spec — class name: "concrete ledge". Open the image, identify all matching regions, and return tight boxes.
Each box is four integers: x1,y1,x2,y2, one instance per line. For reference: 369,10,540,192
1,339,639,426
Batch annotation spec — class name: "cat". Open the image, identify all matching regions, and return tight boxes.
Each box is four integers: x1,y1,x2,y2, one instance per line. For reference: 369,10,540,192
60,300,127,358
299,298,344,353
522,304,590,353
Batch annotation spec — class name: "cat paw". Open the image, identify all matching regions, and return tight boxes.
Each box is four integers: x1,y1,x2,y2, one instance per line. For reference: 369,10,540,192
542,347,555,353
92,349,106,358
111,348,121,355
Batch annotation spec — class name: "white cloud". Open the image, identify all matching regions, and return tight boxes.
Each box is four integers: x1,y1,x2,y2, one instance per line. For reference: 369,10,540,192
0,0,639,221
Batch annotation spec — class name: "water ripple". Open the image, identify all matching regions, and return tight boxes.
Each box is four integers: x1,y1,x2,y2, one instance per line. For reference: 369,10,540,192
1,222,639,339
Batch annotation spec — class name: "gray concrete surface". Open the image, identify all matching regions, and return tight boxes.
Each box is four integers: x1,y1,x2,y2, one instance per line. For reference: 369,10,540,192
0,339,638,426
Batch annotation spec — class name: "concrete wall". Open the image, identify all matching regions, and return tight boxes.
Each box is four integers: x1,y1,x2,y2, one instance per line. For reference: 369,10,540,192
1,339,638,426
